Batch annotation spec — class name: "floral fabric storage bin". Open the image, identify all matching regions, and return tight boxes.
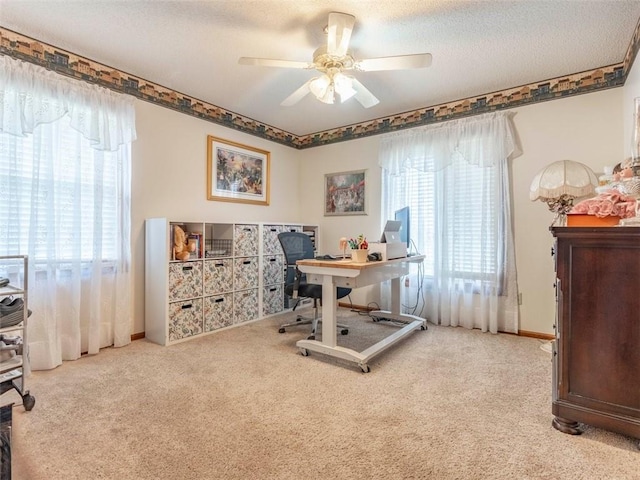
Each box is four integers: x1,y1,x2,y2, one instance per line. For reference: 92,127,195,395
234,257,258,290
168,298,203,341
233,289,258,324
263,255,284,286
168,261,203,302
263,225,284,255
204,258,233,295
263,284,284,316
234,224,259,257
204,294,233,331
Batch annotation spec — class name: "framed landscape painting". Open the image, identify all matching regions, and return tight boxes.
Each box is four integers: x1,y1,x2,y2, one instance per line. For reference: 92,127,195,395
207,135,270,205
324,169,367,216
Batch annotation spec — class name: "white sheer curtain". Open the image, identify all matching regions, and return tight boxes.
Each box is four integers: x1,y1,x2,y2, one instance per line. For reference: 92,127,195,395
0,56,136,370
380,112,520,333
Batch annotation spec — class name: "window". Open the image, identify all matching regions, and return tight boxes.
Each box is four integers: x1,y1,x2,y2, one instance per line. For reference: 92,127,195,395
383,152,499,282
379,112,519,333
0,121,122,263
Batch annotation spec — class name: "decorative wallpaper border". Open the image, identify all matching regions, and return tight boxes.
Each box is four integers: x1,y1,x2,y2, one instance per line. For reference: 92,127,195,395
1,21,639,150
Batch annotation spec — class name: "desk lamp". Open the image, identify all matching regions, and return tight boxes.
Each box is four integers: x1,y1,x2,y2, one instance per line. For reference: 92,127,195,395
529,159,598,226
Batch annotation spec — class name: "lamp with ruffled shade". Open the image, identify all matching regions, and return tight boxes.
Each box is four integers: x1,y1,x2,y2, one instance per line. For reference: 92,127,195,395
530,160,598,226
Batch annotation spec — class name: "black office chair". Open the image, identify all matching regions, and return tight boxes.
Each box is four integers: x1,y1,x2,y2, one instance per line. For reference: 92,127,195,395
277,231,350,340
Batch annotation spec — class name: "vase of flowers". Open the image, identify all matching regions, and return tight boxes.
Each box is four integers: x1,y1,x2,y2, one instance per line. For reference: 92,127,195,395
349,235,369,262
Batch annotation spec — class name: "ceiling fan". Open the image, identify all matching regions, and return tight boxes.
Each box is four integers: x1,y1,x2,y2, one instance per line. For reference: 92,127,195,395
238,12,432,108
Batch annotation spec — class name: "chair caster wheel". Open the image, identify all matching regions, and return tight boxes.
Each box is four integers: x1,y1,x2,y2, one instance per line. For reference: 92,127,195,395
278,327,286,333
359,364,370,373
341,329,349,335
307,335,315,340
299,348,309,356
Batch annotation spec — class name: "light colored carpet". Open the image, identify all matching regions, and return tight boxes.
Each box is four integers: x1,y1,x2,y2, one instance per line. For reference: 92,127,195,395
6,309,638,479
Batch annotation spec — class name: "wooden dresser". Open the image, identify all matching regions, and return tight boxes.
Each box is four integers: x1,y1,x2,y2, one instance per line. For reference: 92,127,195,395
551,227,640,443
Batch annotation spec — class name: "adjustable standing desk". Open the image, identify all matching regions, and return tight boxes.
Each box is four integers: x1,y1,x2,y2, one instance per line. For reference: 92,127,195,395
295,255,426,372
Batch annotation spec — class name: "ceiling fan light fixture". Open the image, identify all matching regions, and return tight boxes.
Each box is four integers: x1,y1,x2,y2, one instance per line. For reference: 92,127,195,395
309,75,330,98
334,73,356,103
241,12,430,109
319,84,335,104
309,74,337,104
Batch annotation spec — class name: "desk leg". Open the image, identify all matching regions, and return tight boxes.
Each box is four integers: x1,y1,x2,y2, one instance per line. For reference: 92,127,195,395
390,276,402,315
321,274,337,347
371,275,426,329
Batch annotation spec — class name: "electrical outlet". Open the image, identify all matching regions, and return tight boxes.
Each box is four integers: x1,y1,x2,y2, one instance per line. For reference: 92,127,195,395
404,277,410,287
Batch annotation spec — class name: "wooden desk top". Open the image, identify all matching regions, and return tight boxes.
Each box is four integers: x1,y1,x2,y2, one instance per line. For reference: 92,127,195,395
297,254,424,271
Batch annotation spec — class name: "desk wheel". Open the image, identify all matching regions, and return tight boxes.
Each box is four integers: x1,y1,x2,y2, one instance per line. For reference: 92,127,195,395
278,327,286,333
359,363,370,373
299,348,309,357
341,329,349,335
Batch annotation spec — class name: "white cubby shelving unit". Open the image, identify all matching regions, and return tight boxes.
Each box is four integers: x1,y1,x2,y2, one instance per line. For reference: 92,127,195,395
144,218,319,346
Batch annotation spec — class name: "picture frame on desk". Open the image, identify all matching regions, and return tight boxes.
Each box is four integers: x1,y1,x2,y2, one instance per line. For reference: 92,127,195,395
324,169,367,216
206,135,270,206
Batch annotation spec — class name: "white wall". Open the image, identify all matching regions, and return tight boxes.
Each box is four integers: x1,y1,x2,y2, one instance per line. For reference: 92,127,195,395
624,58,640,155
130,88,623,336
511,90,623,334
299,89,623,334
131,101,302,333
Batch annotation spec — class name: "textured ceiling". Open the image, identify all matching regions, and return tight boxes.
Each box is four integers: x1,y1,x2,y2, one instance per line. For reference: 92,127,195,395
1,0,640,136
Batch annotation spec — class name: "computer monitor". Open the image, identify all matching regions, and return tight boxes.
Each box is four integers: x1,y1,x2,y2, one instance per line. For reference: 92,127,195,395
394,206,411,248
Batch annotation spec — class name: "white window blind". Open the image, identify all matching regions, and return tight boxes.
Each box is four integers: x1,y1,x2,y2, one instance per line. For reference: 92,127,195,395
0,121,120,263
384,153,498,280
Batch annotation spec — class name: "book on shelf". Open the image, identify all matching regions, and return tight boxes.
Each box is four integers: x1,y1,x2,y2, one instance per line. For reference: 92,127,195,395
188,233,203,259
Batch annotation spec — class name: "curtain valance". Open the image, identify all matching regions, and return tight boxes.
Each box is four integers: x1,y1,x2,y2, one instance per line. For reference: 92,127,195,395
379,112,518,175
0,55,136,151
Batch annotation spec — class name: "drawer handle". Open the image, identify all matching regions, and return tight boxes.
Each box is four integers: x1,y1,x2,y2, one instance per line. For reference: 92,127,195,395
215,263,224,267
269,287,277,292
269,258,277,262
214,298,224,303
243,260,251,265
181,303,192,310
243,227,251,232
270,228,277,232
182,266,193,272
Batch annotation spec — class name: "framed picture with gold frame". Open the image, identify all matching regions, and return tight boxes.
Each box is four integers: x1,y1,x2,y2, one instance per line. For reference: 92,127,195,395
324,169,367,216
206,135,270,205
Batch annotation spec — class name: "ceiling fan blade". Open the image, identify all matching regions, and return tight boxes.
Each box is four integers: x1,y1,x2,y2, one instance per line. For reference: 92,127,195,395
327,12,355,57
238,57,312,69
351,78,379,108
356,53,432,72
281,79,313,106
